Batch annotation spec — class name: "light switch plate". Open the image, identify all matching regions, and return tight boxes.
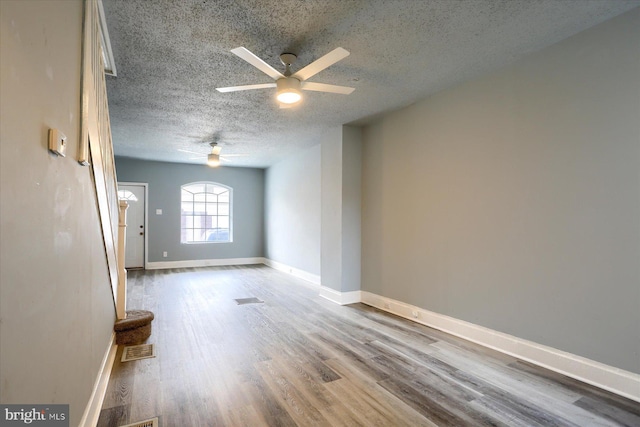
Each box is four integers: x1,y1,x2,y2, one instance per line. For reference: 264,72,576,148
48,128,67,157
156,209,162,215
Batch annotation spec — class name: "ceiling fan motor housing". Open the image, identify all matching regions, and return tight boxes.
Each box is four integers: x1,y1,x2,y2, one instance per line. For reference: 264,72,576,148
279,53,297,66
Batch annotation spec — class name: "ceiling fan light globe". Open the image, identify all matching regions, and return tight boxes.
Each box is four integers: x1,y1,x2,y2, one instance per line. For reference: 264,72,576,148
277,91,302,104
276,77,302,104
207,153,221,167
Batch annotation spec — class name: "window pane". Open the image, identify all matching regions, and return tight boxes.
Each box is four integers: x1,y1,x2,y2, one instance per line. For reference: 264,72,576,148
207,228,229,242
181,189,193,201
199,215,210,228
118,190,138,201
205,229,214,241
194,192,206,203
193,202,206,214
193,229,206,242
218,217,229,228
182,215,193,228
218,192,229,203
206,203,217,215
218,203,229,215
186,183,206,194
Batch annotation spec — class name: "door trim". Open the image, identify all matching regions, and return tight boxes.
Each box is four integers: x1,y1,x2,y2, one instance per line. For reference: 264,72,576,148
118,182,149,269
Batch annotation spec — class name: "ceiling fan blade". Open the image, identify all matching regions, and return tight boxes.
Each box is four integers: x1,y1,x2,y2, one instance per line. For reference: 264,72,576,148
292,47,350,81
231,47,285,80
301,81,355,94
216,83,276,93
178,148,204,155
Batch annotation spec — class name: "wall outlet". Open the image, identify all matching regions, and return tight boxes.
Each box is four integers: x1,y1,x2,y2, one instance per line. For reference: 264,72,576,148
156,209,163,215
162,251,167,258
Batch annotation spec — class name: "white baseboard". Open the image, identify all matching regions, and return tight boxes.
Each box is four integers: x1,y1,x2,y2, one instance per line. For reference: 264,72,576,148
79,333,117,427
319,286,361,305
145,257,265,270
360,291,640,403
263,258,321,285
260,259,359,305
131,258,640,402
260,260,360,305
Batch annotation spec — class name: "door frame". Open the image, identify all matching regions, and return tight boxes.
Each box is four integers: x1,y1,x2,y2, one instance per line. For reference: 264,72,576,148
118,182,149,269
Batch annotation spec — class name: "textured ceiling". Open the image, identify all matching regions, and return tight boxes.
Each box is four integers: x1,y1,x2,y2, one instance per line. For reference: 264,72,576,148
103,0,639,168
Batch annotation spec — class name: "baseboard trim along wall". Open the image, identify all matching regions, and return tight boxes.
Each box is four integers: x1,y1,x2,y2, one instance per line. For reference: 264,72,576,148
262,258,321,285
360,291,640,403
145,257,323,286
136,259,639,402
144,257,323,285
79,333,117,427
145,257,265,270
319,286,362,305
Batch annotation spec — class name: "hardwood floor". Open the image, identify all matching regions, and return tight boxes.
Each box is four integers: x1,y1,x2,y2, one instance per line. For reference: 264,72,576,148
98,265,639,426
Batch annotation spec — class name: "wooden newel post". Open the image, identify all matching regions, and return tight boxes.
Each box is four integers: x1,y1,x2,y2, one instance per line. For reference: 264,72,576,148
117,200,129,320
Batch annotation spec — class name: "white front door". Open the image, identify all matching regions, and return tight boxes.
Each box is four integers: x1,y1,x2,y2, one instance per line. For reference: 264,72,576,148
118,183,146,269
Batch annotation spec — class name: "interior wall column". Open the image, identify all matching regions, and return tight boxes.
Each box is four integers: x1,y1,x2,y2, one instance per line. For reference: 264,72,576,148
320,126,362,303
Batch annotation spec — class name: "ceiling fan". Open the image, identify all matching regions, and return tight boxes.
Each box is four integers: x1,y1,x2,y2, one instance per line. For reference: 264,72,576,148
216,47,355,107
178,142,245,167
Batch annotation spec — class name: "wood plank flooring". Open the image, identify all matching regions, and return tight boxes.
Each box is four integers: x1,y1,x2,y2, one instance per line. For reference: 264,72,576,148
98,265,639,426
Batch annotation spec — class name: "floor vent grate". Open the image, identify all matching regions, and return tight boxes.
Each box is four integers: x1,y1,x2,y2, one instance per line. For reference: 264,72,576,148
121,343,155,362
235,297,264,305
119,417,158,427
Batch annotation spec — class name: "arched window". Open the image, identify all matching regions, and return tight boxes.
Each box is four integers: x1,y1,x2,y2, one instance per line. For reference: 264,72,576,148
117,189,138,201
181,182,232,243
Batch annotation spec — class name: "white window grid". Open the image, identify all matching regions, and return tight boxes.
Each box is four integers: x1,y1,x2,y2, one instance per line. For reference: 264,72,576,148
180,182,232,243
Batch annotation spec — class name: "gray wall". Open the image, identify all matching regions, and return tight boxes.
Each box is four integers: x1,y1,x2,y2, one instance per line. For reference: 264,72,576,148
0,1,116,423
264,145,321,275
115,157,265,262
362,8,640,373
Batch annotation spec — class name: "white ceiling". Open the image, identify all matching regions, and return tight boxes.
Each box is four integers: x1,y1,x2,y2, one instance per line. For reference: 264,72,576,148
103,0,640,168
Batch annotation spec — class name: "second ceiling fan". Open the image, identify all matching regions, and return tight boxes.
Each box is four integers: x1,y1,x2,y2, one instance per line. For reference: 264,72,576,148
216,47,355,107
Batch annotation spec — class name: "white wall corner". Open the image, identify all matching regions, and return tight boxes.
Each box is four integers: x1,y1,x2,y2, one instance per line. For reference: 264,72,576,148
78,333,117,427
263,258,321,286
360,291,640,403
